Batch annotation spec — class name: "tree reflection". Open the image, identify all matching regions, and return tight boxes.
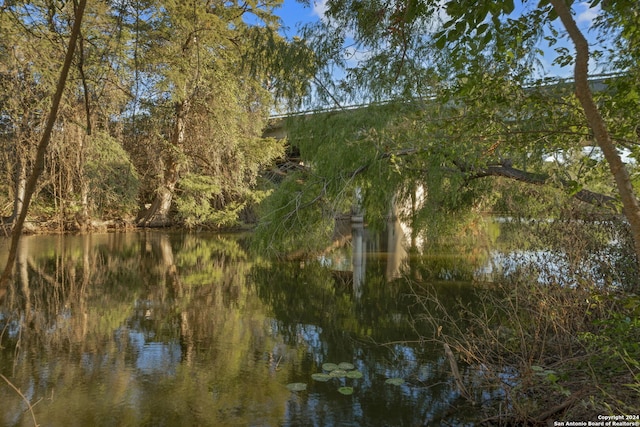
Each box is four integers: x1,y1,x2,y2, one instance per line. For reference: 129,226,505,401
1,230,485,426
251,252,482,425
0,232,294,426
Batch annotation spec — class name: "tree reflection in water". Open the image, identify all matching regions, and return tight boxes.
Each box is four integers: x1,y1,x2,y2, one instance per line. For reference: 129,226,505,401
0,230,484,426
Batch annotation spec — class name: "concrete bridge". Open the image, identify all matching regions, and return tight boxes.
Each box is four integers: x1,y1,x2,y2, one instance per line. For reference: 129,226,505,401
263,73,622,140
262,73,626,215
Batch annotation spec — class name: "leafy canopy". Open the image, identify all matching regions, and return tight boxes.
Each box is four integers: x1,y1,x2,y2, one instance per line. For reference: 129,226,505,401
255,0,640,256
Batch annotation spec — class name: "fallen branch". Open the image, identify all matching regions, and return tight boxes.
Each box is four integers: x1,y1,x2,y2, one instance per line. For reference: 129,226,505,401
535,388,587,422
1,374,39,427
444,343,476,405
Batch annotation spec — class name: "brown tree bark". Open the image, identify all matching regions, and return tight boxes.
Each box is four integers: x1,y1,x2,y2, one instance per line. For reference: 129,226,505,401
137,99,191,227
549,0,640,267
11,157,27,224
0,0,88,293
467,162,618,210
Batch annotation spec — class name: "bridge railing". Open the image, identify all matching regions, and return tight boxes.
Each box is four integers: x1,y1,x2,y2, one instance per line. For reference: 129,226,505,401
269,72,628,121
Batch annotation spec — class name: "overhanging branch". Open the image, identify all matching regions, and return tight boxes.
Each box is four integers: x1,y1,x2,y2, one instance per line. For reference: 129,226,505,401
464,162,619,211
351,148,619,211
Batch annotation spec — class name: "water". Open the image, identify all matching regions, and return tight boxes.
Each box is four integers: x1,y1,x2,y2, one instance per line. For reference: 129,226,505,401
0,230,486,426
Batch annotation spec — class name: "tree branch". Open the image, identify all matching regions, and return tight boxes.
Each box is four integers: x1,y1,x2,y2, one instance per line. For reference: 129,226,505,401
0,0,88,291
465,162,618,211
550,0,640,262
1,374,39,427
352,147,619,211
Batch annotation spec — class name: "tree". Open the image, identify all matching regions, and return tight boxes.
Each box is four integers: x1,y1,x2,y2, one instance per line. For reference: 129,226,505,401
0,0,141,229
0,0,314,231
130,0,314,227
549,0,640,264
0,1,58,226
257,0,640,265
54,0,141,226
1,0,88,292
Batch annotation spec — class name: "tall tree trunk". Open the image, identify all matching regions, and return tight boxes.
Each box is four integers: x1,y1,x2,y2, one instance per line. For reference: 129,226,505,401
138,99,190,227
80,181,90,228
5,118,30,227
11,157,27,224
0,0,88,292
550,0,640,268
76,123,89,229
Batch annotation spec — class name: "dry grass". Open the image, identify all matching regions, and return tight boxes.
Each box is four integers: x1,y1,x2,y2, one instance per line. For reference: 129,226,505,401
410,274,640,424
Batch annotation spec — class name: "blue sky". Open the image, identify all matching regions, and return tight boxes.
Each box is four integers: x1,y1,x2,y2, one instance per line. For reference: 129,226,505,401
274,0,319,38
272,0,609,79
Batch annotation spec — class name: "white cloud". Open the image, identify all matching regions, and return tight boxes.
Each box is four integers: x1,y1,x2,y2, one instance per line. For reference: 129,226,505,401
312,0,328,21
575,1,600,27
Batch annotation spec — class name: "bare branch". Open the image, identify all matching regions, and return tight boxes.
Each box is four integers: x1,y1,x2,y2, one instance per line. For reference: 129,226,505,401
1,374,39,427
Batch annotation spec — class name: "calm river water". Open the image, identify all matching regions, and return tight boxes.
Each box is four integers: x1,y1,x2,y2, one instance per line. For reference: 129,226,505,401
0,227,496,426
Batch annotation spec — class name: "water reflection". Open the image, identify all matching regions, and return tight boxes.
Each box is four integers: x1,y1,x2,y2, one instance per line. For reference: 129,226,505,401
319,216,492,289
319,215,627,288
0,231,482,426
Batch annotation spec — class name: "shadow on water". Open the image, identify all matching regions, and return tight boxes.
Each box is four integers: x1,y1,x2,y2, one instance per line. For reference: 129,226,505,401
0,224,495,426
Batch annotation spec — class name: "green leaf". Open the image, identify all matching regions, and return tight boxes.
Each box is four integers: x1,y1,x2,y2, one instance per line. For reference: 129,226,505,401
454,20,467,35
322,363,339,372
338,386,354,395
546,373,559,383
286,382,307,392
346,370,363,379
311,373,332,382
482,31,493,45
566,180,583,197
504,0,515,14
329,369,348,378
476,23,489,35
385,378,405,386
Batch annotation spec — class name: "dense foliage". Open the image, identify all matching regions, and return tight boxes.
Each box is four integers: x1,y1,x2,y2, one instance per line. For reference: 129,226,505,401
0,0,314,231
255,0,640,262
252,1,640,421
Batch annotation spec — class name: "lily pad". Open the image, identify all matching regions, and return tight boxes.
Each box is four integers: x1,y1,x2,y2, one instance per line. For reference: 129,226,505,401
338,362,355,370
346,370,363,379
338,386,354,395
329,369,348,378
385,378,405,386
311,373,332,382
286,382,307,392
322,363,339,372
